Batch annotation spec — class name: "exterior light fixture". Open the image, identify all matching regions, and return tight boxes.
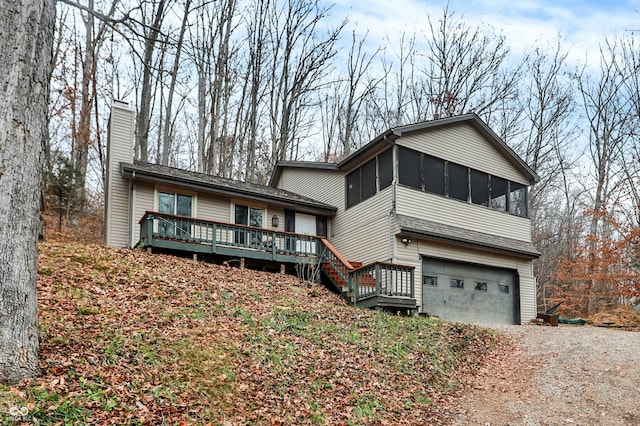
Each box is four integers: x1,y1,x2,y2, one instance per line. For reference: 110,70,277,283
272,215,279,227
402,237,411,246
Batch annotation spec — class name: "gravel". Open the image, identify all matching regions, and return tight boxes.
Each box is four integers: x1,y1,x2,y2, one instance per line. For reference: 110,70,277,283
450,325,640,426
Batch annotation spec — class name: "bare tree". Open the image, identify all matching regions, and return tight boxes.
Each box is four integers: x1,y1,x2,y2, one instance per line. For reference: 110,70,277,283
135,0,167,162
510,40,579,308
0,0,55,384
340,29,381,156
267,0,346,162
159,0,193,166
423,7,520,123
617,34,640,225
242,0,269,181
576,39,635,314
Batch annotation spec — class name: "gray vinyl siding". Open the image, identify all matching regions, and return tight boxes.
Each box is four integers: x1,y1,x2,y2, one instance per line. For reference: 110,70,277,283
131,182,154,245
277,168,344,210
396,186,533,242
198,193,231,222
266,206,286,232
277,167,392,264
395,238,536,324
399,123,529,185
104,102,134,247
331,186,393,264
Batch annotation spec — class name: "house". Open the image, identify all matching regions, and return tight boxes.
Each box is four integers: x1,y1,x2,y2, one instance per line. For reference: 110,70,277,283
105,100,539,325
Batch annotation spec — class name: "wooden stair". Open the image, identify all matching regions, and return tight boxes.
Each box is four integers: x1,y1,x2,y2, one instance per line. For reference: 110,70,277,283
318,240,416,314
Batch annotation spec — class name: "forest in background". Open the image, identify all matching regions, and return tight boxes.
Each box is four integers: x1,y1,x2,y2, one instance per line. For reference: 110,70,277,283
47,0,640,318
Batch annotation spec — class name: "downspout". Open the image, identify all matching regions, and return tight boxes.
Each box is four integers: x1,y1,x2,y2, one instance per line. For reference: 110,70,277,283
128,170,135,248
384,134,396,263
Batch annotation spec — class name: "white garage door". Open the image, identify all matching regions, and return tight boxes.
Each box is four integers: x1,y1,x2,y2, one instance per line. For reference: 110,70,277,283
421,257,518,325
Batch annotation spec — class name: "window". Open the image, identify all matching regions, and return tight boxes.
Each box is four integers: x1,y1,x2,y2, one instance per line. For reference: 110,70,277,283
361,159,377,201
490,176,508,212
346,155,386,208
424,155,445,195
378,148,393,190
346,169,361,208
509,182,527,217
448,162,469,201
474,281,488,291
158,192,192,239
398,146,421,189
471,170,489,206
423,276,438,286
498,284,510,294
235,204,264,246
450,278,464,289
380,145,529,218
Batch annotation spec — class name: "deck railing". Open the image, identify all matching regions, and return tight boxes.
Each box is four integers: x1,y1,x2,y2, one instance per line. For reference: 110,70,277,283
349,262,415,302
139,211,320,257
319,239,353,288
139,211,416,306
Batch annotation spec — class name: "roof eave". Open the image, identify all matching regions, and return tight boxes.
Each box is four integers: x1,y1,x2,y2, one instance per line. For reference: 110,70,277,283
398,227,541,259
393,114,540,184
121,163,337,216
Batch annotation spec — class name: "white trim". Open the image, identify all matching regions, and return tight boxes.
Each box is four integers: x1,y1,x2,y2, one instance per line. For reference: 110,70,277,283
154,185,198,217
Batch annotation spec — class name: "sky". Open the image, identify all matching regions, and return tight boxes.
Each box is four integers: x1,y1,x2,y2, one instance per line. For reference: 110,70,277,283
332,0,640,66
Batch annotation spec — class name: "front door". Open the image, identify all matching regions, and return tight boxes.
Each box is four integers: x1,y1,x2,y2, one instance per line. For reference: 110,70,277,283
295,212,316,254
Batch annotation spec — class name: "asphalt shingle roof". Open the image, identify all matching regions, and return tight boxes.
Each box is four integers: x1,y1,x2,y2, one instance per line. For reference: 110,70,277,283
396,214,540,258
121,161,337,214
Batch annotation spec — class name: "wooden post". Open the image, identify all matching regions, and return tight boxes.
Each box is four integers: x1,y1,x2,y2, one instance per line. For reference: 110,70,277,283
280,264,286,275
240,258,245,269
193,253,197,261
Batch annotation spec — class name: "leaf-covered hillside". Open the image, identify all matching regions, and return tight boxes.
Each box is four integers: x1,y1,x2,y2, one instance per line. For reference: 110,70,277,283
1,242,505,425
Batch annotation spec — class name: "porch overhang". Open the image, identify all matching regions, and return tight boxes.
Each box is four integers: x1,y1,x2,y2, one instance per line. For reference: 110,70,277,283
396,214,540,259
121,162,337,217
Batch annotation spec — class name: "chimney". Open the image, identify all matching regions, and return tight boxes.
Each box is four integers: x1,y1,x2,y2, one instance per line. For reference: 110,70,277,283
104,100,134,247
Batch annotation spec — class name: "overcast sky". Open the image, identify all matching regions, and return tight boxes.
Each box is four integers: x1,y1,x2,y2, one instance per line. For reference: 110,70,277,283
332,0,640,66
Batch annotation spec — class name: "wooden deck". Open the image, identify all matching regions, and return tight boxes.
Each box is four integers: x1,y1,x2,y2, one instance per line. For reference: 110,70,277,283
139,211,321,264
139,212,417,312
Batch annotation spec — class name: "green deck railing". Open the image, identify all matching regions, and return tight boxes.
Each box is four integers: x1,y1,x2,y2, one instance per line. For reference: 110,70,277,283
349,262,415,302
139,211,320,260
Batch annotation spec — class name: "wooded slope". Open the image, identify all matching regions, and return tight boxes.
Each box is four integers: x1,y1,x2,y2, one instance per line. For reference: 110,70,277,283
1,242,504,425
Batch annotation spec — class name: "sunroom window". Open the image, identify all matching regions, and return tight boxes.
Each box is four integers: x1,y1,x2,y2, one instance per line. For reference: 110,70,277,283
447,162,469,202
509,182,528,217
378,148,393,190
346,150,395,208
361,159,377,200
346,169,361,208
471,169,489,206
398,147,421,189
490,176,508,212
424,155,445,195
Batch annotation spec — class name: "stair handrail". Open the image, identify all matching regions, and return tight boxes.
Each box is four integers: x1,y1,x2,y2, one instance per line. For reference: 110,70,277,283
319,238,353,285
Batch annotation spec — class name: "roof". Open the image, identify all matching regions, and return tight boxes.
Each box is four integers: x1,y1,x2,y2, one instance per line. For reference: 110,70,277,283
271,114,539,186
396,214,540,259
120,161,337,216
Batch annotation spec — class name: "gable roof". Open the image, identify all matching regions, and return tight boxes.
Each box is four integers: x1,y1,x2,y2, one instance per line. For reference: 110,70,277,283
271,114,539,186
120,161,337,216
396,214,540,259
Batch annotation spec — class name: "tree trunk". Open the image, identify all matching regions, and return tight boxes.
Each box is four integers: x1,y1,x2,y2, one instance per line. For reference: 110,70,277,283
135,0,165,163
160,0,191,166
0,0,55,384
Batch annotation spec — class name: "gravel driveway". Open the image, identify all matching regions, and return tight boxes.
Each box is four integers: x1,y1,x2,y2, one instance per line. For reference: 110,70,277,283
450,325,640,426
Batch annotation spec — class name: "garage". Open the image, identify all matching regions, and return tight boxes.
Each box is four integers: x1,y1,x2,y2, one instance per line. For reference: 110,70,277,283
421,257,519,325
